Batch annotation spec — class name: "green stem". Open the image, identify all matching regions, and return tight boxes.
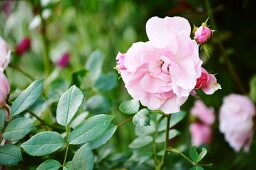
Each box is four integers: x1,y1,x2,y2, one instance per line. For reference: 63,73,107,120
204,0,246,94
117,116,133,128
9,64,34,81
158,114,171,170
63,126,70,168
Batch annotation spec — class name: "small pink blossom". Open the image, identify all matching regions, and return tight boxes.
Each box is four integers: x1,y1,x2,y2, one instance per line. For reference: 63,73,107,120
0,37,10,72
117,16,202,113
190,123,212,146
0,72,10,107
15,37,31,56
57,53,70,68
219,94,256,152
195,67,221,95
191,100,215,125
194,25,212,44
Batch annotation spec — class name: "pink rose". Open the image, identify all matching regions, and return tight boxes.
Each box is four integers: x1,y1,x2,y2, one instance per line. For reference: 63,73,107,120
15,37,31,56
194,25,212,44
195,67,221,95
219,94,256,152
0,72,10,107
117,16,202,113
57,52,70,68
190,122,212,146
191,100,215,125
0,37,10,71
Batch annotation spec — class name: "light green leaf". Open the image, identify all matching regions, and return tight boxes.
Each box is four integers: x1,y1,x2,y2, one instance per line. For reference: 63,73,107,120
155,129,180,143
189,146,199,162
95,72,117,92
119,99,140,114
85,50,104,81
189,166,204,170
89,124,117,149
36,159,61,170
129,136,153,149
170,111,186,127
21,131,65,156
71,144,94,170
133,109,150,127
56,85,84,126
11,80,43,116
0,108,5,131
68,114,113,145
0,144,22,165
3,117,35,141
197,148,207,162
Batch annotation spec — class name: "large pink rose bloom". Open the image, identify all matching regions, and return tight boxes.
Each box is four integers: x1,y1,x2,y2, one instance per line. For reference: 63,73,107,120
190,123,212,146
219,94,256,152
0,37,10,71
191,100,215,125
0,72,10,107
117,16,202,113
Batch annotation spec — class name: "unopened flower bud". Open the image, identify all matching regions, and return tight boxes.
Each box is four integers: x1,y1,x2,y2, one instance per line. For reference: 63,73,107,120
15,37,31,56
57,52,70,68
194,25,212,44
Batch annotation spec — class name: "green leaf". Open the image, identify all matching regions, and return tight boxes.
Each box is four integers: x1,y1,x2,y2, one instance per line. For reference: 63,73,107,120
11,80,43,116
189,146,199,162
155,129,180,143
21,131,65,156
132,109,150,127
197,148,207,162
0,108,5,131
56,85,84,126
119,99,140,114
89,124,117,149
85,95,112,114
71,144,94,170
3,117,35,141
189,166,204,170
85,50,104,81
0,144,22,165
68,114,113,145
129,136,153,149
95,72,117,92
71,69,88,87
170,111,186,127
36,160,61,170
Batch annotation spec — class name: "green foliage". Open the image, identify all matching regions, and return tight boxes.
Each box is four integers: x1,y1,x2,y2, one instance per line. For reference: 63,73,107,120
21,131,65,156
11,80,43,116
56,85,84,126
190,147,199,162
0,144,23,165
119,99,140,114
36,160,61,170
95,72,117,92
3,117,35,141
71,144,94,170
129,136,153,149
132,109,151,127
0,108,5,131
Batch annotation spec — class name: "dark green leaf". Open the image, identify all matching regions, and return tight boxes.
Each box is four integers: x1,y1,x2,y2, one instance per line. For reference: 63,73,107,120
68,114,113,145
155,129,180,143
36,159,61,170
189,146,199,162
129,136,153,149
3,117,35,141
71,69,88,87
11,80,43,116
56,85,84,126
95,72,117,92
119,99,140,114
71,144,94,170
0,108,5,131
133,109,150,127
21,131,65,156
0,144,22,165
85,95,112,114
170,111,186,127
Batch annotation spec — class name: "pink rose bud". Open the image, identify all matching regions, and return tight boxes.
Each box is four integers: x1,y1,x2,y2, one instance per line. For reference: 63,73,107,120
0,72,10,107
57,53,70,68
219,94,256,152
117,16,203,114
194,25,212,44
190,122,212,146
195,67,221,95
15,37,31,56
191,100,215,125
0,37,11,71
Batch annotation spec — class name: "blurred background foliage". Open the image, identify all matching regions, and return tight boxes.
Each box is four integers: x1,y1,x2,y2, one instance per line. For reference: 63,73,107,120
0,0,256,169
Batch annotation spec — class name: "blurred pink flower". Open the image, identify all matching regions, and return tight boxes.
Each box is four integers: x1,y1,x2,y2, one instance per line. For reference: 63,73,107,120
15,37,31,56
117,16,202,113
194,25,212,44
0,37,11,72
0,72,10,107
195,67,221,95
191,100,215,125
190,122,212,146
219,94,256,152
57,53,70,68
